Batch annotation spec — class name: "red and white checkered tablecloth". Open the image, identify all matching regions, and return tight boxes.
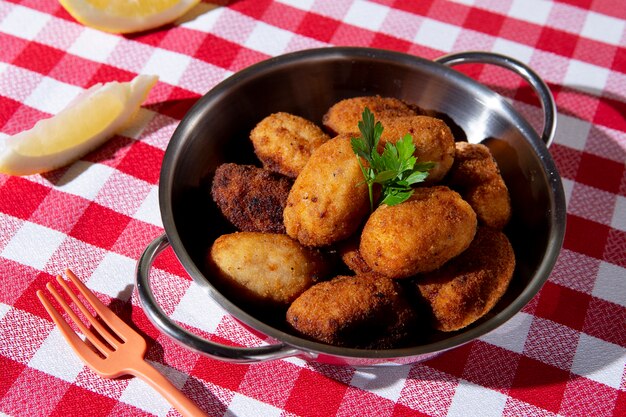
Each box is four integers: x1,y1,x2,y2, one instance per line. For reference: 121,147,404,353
1,0,625,416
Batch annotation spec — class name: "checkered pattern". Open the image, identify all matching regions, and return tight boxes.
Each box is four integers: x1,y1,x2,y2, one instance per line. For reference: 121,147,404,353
0,0,624,416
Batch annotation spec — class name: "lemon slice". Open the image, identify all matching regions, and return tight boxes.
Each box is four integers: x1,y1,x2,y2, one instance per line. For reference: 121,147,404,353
0,74,158,176
59,0,201,34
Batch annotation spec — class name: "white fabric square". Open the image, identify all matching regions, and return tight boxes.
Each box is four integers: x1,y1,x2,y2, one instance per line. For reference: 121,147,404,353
2,222,66,269
0,303,10,321
56,161,114,201
508,0,552,25
142,49,192,86
553,113,590,151
562,177,574,207
492,39,535,64
611,196,626,233
87,252,137,301
350,366,411,402
68,27,120,62
225,393,282,417
571,333,626,389
343,0,389,30
133,185,163,227
592,262,626,307
245,22,292,56
447,380,507,417
581,11,625,45
0,5,49,40
414,19,461,52
563,60,609,93
479,312,534,354
171,282,226,334
119,361,188,415
28,327,85,382
23,77,82,115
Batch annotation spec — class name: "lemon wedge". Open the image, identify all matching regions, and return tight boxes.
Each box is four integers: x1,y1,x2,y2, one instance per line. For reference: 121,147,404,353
59,0,201,34
0,74,158,176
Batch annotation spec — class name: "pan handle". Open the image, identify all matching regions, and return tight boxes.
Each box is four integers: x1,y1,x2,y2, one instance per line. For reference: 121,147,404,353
434,51,557,147
136,234,304,363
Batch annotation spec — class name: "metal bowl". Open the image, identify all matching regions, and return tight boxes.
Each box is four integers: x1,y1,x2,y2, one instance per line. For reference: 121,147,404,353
136,47,566,366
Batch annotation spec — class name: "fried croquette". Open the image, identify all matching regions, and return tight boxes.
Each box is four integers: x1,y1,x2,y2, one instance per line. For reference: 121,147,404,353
378,116,456,183
211,163,292,234
286,273,417,348
283,134,370,247
337,235,372,275
250,112,331,178
446,142,511,229
208,232,331,307
322,96,416,135
415,227,515,331
360,186,477,278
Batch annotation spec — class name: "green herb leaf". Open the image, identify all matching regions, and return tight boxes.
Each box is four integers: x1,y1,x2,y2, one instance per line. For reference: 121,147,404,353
351,107,434,211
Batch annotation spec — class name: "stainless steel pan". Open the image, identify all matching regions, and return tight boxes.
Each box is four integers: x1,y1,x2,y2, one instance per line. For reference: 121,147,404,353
136,47,566,366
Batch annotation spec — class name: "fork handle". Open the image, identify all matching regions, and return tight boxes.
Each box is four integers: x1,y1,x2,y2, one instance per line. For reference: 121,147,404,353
128,359,208,417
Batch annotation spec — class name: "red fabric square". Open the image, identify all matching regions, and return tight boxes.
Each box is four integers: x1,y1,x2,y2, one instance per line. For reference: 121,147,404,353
151,242,189,278
604,228,626,268
576,152,624,195
392,403,432,417
0,356,25,399
331,24,375,47
537,27,578,57
464,8,506,36
509,357,569,413
0,176,50,220
594,96,626,134
573,37,617,69
284,368,349,417
614,390,626,417
462,341,521,391
12,41,65,75
230,48,269,72
49,385,118,417
229,0,272,19
297,12,341,42
191,356,249,391
0,96,22,131
371,33,412,53
115,141,163,184
560,376,619,417
194,33,240,69
111,219,163,260
82,135,134,168
69,203,132,249
583,297,626,347
550,143,581,180
564,214,610,260
612,45,626,72
88,64,137,85
534,281,591,331
127,28,169,47
391,0,433,16
423,341,473,378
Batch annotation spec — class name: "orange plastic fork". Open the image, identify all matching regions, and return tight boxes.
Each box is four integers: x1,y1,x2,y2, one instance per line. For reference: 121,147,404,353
36,269,207,417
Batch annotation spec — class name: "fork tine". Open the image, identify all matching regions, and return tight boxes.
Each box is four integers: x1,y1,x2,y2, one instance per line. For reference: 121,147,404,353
54,275,121,350
36,289,106,364
65,269,136,336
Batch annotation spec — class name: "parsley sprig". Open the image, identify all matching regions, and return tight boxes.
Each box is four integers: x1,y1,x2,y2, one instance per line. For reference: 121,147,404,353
351,107,434,212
